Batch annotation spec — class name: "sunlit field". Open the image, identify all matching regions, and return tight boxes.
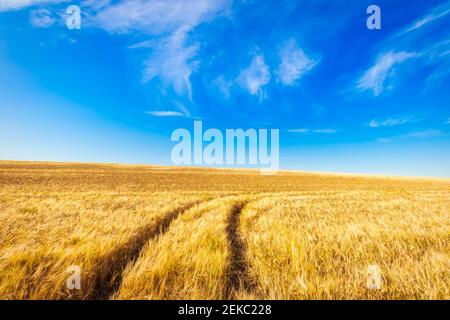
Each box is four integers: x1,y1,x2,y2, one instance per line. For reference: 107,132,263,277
0,161,449,300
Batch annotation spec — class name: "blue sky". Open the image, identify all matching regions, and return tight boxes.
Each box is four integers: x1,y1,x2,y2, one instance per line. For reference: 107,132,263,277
0,0,449,176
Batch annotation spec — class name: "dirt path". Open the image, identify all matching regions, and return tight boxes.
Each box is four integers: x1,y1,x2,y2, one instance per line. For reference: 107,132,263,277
224,200,255,298
84,200,205,300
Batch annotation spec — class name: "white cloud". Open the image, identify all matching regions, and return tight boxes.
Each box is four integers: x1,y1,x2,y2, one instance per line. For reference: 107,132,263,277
30,8,54,28
142,27,199,100
127,40,156,49
288,128,336,134
237,55,271,101
406,129,443,138
368,116,414,128
401,1,450,34
287,129,309,133
81,0,110,11
91,0,231,100
377,129,444,143
356,51,416,96
92,0,230,35
145,110,184,117
424,62,450,92
312,129,336,133
213,75,233,98
422,41,450,92
219,39,318,100
370,3,450,94
276,39,318,86
0,0,67,12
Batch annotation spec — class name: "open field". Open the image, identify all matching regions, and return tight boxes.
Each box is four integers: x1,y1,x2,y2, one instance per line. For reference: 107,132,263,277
0,161,449,300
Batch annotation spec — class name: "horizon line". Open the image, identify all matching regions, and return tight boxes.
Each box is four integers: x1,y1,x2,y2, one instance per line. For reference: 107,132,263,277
1,159,449,181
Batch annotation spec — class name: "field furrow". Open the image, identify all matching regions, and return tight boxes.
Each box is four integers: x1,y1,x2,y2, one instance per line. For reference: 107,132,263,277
224,200,256,298
0,192,209,299
116,196,249,299
86,200,207,300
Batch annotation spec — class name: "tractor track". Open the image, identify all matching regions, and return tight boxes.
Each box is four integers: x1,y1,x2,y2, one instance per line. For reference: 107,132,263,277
224,200,256,298
84,200,205,300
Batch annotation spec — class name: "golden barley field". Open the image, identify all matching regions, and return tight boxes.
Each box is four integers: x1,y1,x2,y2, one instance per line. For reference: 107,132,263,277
0,161,449,300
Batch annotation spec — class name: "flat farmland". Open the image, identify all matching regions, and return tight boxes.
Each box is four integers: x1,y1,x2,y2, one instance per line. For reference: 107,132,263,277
0,161,448,299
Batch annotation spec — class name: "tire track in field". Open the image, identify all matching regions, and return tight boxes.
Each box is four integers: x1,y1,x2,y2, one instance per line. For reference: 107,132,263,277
85,199,207,300
224,200,256,298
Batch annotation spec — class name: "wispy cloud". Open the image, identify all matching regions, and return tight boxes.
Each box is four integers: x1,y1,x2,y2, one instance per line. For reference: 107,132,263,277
287,129,309,133
276,39,319,86
356,51,416,96
400,1,450,35
145,110,185,117
216,39,318,100
377,129,444,142
358,2,450,96
127,40,156,49
288,128,336,134
237,54,271,101
213,75,233,99
421,40,450,92
313,129,336,133
0,0,67,12
405,129,443,138
368,116,415,128
92,0,230,35
30,8,54,28
91,0,231,100
81,0,110,11
142,27,199,100
423,60,450,93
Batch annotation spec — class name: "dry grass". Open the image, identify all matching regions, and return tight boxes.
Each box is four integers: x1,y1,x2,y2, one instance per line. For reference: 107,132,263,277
0,161,449,300
240,192,450,299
